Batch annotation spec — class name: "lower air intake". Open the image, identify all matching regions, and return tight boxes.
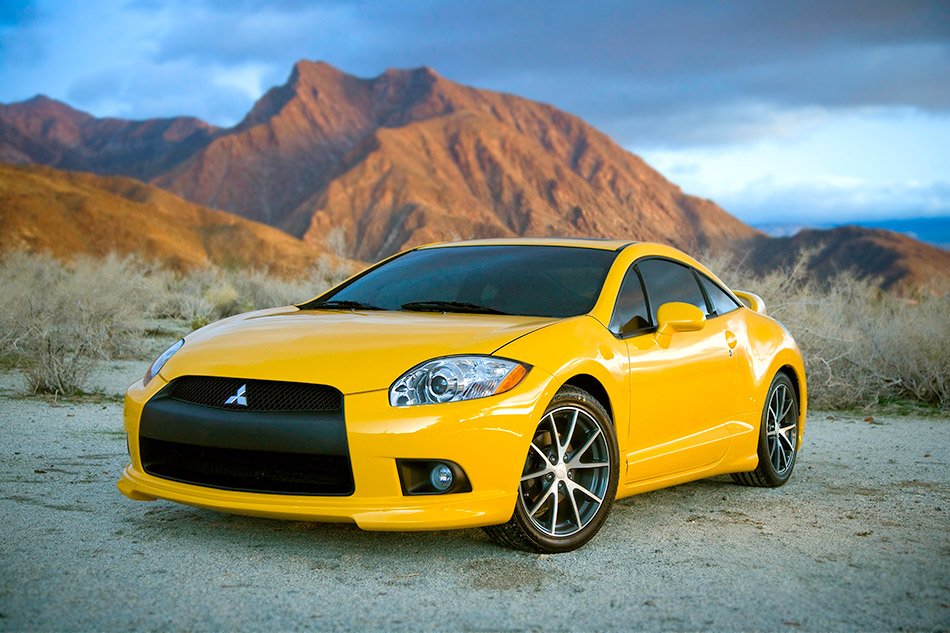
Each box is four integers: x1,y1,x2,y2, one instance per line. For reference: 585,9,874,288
140,438,354,496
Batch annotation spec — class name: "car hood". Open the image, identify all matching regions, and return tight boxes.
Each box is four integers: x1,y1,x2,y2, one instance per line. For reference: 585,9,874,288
159,307,557,394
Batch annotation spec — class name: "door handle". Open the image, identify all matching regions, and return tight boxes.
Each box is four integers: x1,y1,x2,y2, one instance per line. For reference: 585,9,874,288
725,330,738,349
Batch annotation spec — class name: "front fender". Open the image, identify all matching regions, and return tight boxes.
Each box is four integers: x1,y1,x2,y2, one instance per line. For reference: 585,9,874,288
493,316,630,454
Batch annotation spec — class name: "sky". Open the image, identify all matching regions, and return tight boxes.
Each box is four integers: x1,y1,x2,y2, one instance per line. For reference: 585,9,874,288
1,0,948,225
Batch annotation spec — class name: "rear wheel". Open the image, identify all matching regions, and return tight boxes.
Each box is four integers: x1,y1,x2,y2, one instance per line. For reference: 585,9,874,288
732,372,799,487
484,386,619,553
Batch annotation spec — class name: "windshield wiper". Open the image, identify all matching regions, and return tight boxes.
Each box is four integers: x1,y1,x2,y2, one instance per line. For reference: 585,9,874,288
400,300,511,315
309,299,384,310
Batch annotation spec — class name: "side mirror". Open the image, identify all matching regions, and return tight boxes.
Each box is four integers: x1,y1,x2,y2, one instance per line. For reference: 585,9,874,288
655,302,705,347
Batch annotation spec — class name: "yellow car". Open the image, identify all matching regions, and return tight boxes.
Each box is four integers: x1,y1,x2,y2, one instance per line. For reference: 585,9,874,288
118,238,806,553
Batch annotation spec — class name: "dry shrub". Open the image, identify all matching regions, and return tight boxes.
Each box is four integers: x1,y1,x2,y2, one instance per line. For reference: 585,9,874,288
704,251,950,410
3,247,945,409
0,251,353,394
151,255,352,326
0,252,151,394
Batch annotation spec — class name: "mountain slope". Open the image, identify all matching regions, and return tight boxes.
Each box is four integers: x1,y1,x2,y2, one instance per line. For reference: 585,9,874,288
748,225,950,291
149,62,761,259
289,108,754,260
0,65,767,260
0,163,327,275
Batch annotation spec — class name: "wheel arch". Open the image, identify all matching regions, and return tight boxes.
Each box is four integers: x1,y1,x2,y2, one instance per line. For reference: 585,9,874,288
561,373,613,425
764,354,807,446
777,364,802,411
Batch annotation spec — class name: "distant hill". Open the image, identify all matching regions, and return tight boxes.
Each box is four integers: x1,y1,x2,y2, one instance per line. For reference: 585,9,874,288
858,217,950,250
0,96,217,181
748,225,950,291
0,163,329,276
756,217,950,250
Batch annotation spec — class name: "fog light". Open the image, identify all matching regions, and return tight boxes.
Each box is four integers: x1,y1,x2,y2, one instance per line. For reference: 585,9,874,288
396,459,471,495
430,463,453,491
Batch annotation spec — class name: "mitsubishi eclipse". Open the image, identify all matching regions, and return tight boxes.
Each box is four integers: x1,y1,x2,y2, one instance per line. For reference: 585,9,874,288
118,238,806,553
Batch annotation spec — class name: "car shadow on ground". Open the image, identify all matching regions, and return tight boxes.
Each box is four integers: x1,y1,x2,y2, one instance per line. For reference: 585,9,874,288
111,472,749,561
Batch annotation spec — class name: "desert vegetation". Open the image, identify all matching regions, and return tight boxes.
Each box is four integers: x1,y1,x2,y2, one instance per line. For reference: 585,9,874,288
1,249,947,411
0,252,349,395
705,251,949,411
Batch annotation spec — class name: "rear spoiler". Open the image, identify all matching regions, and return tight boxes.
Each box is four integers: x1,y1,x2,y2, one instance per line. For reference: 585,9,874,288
733,290,766,315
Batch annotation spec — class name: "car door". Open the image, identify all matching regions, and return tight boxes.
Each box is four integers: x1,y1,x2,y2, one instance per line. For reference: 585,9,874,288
611,258,738,482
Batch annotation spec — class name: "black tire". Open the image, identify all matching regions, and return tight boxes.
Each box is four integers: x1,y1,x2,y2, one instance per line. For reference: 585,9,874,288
732,372,799,487
484,386,619,553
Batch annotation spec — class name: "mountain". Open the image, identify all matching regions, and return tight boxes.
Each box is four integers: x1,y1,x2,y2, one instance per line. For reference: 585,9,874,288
755,217,950,250
0,95,218,181
0,163,328,275
1,63,761,261
158,62,761,260
748,225,950,291
1,61,946,291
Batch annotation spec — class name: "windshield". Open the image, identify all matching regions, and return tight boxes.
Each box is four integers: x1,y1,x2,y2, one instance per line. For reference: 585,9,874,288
304,245,619,318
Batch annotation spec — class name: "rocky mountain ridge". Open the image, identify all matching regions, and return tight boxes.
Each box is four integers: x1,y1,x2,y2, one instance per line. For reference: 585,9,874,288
2,60,946,289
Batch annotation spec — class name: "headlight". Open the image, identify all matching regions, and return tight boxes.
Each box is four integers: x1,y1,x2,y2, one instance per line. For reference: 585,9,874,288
144,339,184,387
390,356,529,407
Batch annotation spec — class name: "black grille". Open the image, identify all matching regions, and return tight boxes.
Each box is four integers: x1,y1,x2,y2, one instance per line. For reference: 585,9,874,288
167,376,342,412
140,438,354,495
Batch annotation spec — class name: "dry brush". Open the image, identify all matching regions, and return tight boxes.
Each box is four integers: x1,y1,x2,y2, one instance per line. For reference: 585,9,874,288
2,250,947,409
0,252,349,395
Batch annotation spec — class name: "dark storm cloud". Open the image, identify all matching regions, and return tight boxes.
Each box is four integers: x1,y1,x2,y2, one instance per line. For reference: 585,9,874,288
134,0,949,146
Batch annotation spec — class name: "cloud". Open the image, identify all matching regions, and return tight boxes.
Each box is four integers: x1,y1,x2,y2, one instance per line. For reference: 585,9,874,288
67,61,257,124
638,106,950,223
135,2,950,99
154,0,949,147
6,0,948,148
607,102,832,149
716,177,950,223
152,3,364,65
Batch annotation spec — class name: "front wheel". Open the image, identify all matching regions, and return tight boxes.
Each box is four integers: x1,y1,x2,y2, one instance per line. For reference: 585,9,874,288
732,372,799,487
484,386,619,553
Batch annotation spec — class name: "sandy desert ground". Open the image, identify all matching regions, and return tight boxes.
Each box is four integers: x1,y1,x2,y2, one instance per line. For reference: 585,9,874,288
0,364,947,632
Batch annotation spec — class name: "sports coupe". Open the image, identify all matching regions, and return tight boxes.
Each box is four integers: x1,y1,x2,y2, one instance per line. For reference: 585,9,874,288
118,238,806,552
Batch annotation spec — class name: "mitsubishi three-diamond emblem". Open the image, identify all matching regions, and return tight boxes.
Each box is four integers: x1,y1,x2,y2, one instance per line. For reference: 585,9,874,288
225,384,248,406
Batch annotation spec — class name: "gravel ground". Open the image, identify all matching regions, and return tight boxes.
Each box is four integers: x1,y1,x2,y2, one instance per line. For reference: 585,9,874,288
0,366,948,632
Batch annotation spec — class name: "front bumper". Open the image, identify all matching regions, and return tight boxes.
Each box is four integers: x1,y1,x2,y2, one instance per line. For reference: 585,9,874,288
117,367,556,530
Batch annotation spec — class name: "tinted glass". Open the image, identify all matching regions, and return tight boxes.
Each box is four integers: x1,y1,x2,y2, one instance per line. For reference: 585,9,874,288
315,245,618,318
610,266,650,334
638,258,710,320
699,274,740,316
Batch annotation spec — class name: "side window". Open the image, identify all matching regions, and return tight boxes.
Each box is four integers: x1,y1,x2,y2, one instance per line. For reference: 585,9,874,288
699,274,741,316
609,266,650,335
637,258,710,321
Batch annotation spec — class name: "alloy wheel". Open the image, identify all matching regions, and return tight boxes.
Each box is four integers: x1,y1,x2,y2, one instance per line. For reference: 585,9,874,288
766,382,797,475
518,406,611,538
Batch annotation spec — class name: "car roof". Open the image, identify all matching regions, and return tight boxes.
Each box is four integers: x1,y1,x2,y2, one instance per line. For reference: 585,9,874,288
416,237,636,251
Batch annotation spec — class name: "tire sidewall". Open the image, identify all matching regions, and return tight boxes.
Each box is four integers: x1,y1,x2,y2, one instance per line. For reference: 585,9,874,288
757,373,799,486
